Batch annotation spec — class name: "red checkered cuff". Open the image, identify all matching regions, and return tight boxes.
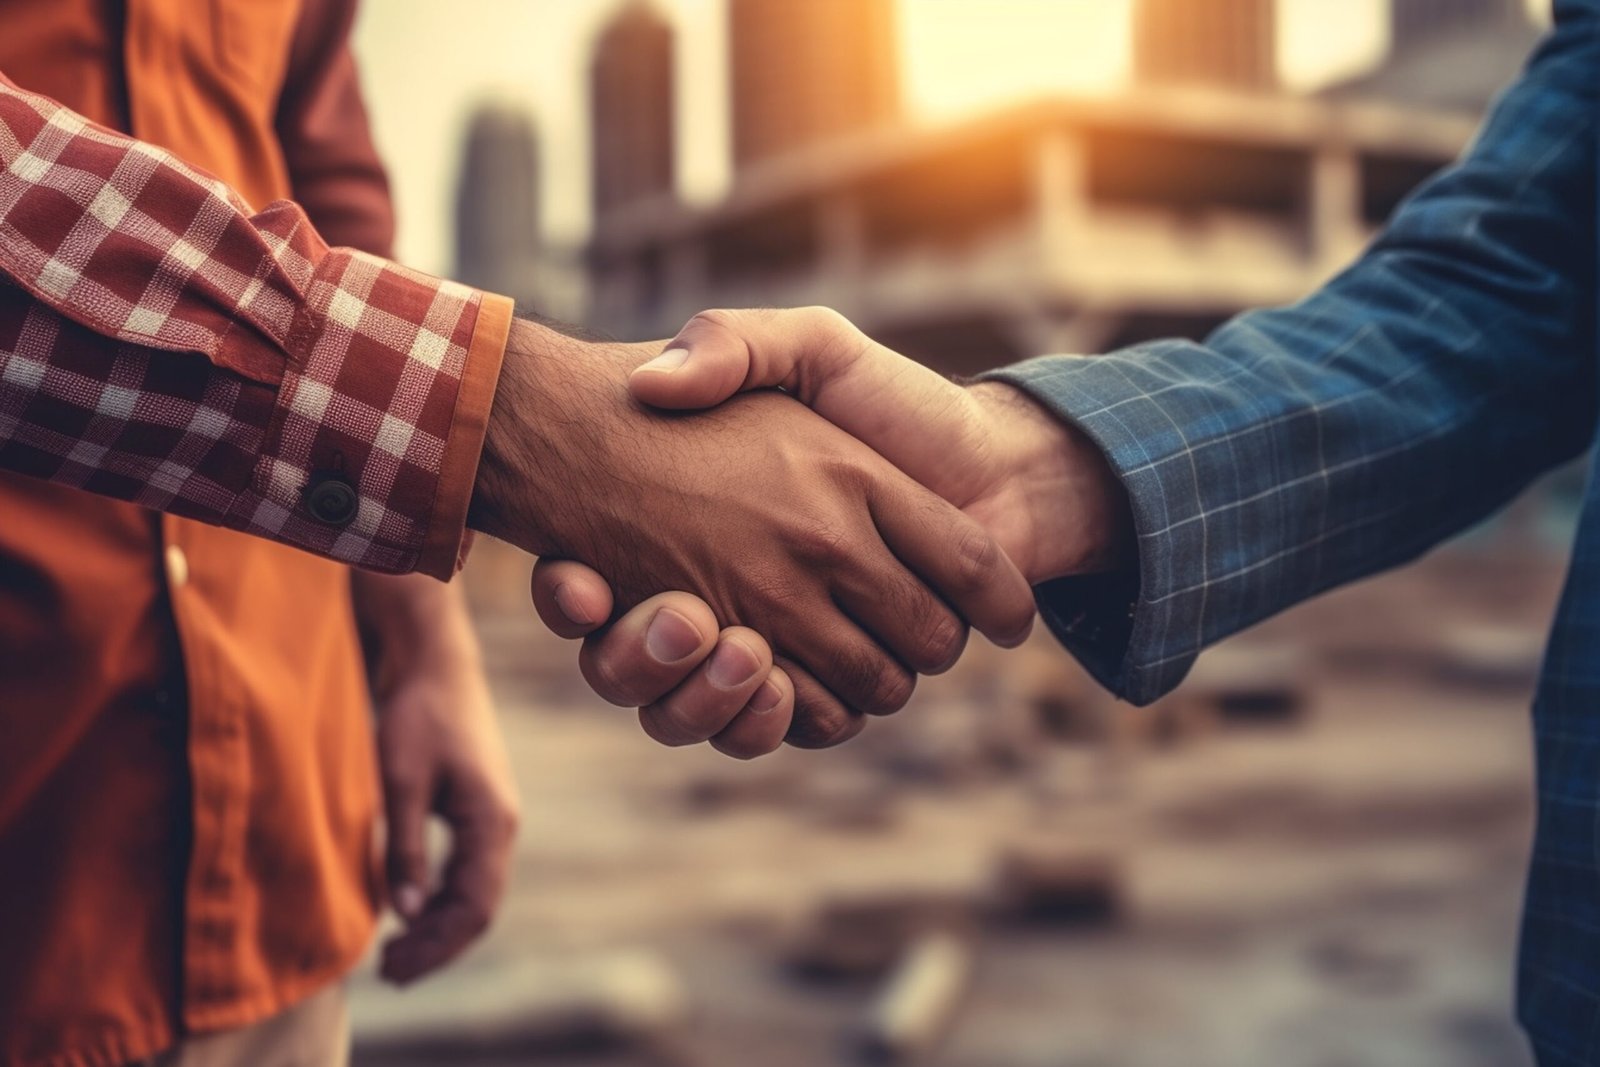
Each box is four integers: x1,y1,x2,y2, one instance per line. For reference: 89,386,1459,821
0,71,509,578
222,245,508,576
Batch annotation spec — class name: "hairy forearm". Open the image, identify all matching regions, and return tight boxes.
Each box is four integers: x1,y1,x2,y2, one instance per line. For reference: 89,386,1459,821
466,316,581,556
467,316,657,559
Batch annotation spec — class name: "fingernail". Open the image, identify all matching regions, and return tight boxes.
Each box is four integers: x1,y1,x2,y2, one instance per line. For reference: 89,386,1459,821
707,640,761,690
638,347,690,374
749,679,783,714
394,883,424,920
552,582,596,626
646,607,703,663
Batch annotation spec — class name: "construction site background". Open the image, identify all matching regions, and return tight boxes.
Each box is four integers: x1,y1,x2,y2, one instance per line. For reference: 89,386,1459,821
348,3,1565,1064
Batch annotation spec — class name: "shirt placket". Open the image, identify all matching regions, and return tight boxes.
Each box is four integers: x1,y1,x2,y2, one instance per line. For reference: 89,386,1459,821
161,513,252,1027
124,0,252,1019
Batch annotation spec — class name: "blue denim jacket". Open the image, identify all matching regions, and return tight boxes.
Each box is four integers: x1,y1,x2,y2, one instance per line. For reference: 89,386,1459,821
987,3,1600,1060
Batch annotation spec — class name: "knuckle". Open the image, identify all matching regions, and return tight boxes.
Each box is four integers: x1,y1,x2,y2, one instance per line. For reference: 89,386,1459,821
745,561,807,608
586,649,647,707
639,705,701,748
823,453,871,492
799,306,860,352
793,516,852,564
832,646,914,716
661,697,734,745
913,612,967,674
785,705,855,749
799,304,849,337
686,308,740,337
868,665,916,715
955,526,1001,589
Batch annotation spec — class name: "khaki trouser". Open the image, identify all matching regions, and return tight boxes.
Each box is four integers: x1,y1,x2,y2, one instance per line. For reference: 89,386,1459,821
137,985,348,1067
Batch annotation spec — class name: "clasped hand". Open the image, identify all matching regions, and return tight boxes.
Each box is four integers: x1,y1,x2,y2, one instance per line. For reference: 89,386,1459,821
472,308,1130,757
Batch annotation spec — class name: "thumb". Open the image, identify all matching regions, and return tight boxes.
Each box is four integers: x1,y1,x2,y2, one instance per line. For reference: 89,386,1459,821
383,768,431,923
629,307,863,411
633,308,981,501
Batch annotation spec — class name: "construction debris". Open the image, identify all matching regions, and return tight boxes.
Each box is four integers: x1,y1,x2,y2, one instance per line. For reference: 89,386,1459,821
1175,644,1310,727
857,932,976,1065
1431,622,1545,690
1007,647,1107,743
781,889,979,981
990,845,1124,927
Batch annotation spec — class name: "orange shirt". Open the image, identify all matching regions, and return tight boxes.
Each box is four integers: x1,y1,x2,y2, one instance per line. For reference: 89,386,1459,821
0,2,398,1064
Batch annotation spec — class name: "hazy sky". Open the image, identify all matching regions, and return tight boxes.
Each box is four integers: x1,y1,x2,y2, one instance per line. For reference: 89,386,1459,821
352,0,1545,275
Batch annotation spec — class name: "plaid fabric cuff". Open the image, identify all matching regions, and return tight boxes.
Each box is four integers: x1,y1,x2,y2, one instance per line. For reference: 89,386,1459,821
981,353,1202,706
224,250,504,577
0,73,508,577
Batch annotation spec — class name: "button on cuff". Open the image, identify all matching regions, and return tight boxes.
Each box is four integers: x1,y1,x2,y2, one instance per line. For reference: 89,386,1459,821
303,477,358,526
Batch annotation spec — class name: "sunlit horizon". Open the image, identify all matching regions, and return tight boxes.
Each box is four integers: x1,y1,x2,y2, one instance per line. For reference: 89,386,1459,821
354,0,1547,273
900,0,1390,118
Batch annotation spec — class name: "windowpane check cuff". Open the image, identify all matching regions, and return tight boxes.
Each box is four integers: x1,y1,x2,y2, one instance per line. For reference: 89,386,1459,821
0,73,509,579
982,354,1204,707
981,2,1596,710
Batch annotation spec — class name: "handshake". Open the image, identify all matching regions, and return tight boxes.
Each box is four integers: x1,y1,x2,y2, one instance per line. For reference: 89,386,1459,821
465,307,1134,758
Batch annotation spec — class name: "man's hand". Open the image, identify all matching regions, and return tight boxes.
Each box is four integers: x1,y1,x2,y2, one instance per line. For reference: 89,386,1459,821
630,308,1134,585
525,307,1134,756
352,574,520,986
468,318,1037,747
532,565,795,759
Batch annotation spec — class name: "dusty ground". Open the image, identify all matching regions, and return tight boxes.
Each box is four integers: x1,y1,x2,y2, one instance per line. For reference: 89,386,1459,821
348,537,1564,1067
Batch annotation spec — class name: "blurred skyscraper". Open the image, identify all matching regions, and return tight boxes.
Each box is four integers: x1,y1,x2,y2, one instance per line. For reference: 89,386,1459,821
1133,0,1278,91
728,0,900,167
454,102,541,304
1391,0,1532,48
1328,0,1539,111
591,1,676,218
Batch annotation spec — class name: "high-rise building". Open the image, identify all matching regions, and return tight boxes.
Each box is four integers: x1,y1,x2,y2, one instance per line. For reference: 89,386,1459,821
728,0,899,168
591,1,676,218
1390,0,1530,54
1133,0,1278,91
454,102,541,301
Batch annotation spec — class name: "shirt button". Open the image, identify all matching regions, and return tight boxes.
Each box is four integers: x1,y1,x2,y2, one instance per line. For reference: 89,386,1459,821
165,544,189,588
304,478,358,526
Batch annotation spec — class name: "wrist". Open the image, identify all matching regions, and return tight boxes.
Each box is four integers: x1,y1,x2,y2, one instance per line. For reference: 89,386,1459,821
351,573,486,701
969,382,1134,584
378,637,484,701
468,318,537,548
467,318,596,556
468,318,670,566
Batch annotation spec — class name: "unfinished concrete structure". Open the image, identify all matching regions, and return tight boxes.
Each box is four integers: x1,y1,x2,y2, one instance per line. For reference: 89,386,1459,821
585,4,1509,373
590,101,1477,372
